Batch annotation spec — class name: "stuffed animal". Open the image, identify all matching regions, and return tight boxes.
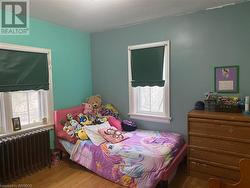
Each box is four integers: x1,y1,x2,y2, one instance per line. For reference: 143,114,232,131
66,126,75,137
82,103,93,115
122,119,137,132
100,103,119,118
86,95,102,116
94,116,108,124
77,113,92,126
62,121,75,137
66,114,81,129
63,114,90,140
61,119,70,131
61,119,75,137
76,129,88,140
104,104,119,114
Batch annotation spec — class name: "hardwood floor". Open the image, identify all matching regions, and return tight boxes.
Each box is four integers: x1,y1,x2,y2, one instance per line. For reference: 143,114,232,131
14,159,208,188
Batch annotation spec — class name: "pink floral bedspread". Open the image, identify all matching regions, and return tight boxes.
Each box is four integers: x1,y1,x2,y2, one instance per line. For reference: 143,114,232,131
70,129,184,188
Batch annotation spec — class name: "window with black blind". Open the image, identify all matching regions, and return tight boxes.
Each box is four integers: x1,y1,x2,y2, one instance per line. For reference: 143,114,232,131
0,43,53,134
128,41,171,123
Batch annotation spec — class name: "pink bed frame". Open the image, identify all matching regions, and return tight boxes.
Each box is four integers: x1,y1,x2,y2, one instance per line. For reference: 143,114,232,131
54,105,85,151
54,105,187,185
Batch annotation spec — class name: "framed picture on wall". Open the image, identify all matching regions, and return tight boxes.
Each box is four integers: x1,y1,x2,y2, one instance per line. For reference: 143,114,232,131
214,65,239,93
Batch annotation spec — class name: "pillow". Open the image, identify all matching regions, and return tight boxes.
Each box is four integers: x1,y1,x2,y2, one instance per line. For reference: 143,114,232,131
108,116,122,131
98,127,129,144
84,122,111,146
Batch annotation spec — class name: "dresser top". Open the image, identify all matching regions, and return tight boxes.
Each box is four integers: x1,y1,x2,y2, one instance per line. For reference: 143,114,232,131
188,110,250,122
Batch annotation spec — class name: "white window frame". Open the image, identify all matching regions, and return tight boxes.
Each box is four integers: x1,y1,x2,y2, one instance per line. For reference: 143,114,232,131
0,43,54,136
128,41,171,123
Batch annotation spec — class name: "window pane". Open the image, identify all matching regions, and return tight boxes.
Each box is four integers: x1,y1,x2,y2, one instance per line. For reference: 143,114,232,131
11,91,42,125
138,87,150,112
11,92,29,125
137,86,164,114
28,92,41,123
151,86,164,113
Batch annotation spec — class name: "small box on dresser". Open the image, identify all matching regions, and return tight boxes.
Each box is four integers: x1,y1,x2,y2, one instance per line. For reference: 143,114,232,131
187,110,250,183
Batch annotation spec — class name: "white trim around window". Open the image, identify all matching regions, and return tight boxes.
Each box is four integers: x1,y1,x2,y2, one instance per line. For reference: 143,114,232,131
128,41,171,124
0,42,54,135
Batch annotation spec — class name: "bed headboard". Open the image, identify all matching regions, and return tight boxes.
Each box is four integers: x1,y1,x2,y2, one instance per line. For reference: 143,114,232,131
54,105,84,149
54,105,84,128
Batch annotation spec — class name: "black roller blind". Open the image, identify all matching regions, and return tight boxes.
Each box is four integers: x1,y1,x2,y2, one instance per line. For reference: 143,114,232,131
131,46,165,87
0,49,49,92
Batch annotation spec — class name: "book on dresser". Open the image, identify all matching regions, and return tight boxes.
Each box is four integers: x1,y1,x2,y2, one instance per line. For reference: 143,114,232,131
187,110,250,183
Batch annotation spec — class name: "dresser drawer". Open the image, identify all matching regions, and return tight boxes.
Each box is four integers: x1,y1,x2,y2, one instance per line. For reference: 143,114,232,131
189,160,240,181
189,147,243,167
189,170,236,184
190,135,250,155
189,118,250,141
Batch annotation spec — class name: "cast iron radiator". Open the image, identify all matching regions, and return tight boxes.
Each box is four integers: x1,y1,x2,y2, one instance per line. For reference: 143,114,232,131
0,129,51,184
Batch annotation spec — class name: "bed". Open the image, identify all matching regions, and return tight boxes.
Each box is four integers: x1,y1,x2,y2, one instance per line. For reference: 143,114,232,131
54,105,187,188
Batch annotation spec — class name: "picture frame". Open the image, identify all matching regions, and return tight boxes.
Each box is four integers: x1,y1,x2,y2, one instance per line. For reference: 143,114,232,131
214,65,239,93
12,117,21,131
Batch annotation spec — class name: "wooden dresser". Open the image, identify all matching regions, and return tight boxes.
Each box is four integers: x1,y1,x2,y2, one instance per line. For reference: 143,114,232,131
188,110,250,183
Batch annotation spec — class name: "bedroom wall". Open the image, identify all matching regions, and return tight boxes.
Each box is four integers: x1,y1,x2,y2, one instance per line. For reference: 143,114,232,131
0,17,92,110
91,2,250,137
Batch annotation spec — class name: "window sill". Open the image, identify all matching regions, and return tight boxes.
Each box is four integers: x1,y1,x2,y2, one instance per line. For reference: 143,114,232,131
0,123,54,139
128,113,171,124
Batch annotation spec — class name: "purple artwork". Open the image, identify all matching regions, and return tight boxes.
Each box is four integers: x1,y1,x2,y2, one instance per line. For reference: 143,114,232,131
215,66,239,93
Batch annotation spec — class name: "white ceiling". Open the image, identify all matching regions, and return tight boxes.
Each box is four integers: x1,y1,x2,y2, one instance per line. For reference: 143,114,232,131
30,0,244,32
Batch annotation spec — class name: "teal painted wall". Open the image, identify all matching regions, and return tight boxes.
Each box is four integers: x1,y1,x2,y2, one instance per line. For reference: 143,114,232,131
91,2,250,137
0,17,92,110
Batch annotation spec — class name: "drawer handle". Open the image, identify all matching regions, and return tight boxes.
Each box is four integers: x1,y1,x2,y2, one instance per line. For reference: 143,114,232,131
191,161,207,167
201,163,207,167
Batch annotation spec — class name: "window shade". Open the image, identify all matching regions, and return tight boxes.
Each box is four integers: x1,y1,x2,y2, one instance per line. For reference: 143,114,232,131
131,46,165,87
0,49,49,92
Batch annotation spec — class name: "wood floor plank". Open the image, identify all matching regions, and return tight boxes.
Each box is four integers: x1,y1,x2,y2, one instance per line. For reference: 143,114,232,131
12,159,208,188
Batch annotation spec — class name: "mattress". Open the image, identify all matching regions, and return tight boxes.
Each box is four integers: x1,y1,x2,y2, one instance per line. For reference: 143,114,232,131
60,129,184,188
59,139,75,154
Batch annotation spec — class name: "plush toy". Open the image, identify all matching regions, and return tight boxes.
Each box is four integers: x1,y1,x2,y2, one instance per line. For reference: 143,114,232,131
82,103,93,115
61,119,70,131
77,113,92,126
86,95,102,116
104,104,119,114
67,114,82,130
62,122,75,137
62,122,74,137
61,114,87,139
63,113,82,138
76,129,88,140
121,119,137,132
61,119,75,137
94,116,108,124
100,103,119,118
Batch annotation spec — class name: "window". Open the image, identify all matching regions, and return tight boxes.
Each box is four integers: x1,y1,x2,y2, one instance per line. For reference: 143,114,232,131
0,43,53,134
128,41,171,123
